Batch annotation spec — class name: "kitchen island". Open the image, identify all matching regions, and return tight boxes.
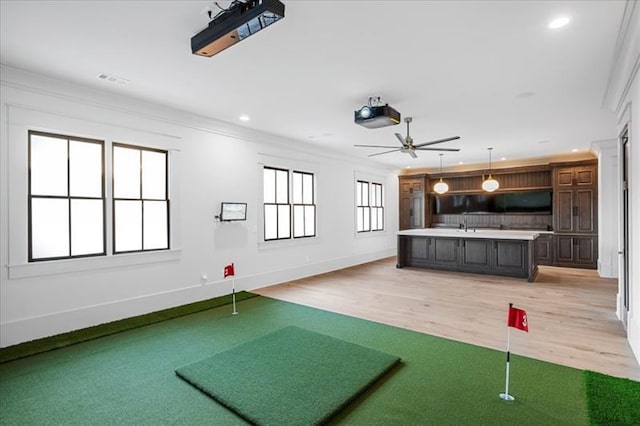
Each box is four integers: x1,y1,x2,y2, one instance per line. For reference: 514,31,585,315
397,228,540,282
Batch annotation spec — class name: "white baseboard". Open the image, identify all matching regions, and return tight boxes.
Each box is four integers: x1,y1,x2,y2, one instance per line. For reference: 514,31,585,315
0,249,395,348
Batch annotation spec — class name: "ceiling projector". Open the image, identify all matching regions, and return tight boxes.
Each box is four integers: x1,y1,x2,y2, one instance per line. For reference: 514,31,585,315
354,104,401,129
191,0,285,57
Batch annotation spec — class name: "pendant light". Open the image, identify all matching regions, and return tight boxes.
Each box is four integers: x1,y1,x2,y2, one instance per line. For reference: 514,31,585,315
433,153,449,194
482,147,500,192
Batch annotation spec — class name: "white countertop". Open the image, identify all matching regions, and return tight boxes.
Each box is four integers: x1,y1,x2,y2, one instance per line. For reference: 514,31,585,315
397,228,540,240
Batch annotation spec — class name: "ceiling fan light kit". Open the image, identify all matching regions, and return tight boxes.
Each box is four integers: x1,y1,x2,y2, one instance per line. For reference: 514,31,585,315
482,147,500,192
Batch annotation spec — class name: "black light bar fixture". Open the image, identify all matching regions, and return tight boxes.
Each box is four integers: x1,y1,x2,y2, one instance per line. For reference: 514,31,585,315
191,0,286,57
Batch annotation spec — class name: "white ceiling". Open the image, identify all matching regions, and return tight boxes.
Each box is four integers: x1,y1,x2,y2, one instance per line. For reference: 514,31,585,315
0,1,625,170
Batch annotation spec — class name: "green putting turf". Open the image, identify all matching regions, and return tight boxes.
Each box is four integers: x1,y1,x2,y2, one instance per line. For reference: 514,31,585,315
0,295,636,425
585,370,640,425
176,326,400,425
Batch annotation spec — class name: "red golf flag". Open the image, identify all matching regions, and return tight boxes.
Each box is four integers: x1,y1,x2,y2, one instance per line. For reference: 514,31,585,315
223,263,235,278
507,306,528,332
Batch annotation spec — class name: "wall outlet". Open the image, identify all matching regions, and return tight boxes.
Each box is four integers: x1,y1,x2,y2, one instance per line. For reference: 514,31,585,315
201,273,208,283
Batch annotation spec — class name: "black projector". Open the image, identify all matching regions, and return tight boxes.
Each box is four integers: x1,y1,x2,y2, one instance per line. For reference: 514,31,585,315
354,105,401,129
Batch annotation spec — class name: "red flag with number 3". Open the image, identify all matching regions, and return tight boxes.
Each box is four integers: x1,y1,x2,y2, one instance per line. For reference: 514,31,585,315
223,263,235,278
508,306,528,332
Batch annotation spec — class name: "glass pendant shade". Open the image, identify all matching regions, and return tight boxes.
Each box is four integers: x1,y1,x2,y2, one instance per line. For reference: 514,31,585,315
434,154,449,194
482,147,499,192
481,176,499,192
434,179,449,194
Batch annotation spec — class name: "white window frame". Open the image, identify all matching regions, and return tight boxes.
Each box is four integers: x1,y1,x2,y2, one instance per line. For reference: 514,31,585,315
5,105,181,279
112,142,170,254
28,130,106,262
263,165,316,242
356,179,384,233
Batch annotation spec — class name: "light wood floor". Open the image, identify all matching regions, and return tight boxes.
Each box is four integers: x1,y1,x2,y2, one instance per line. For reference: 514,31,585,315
254,257,640,381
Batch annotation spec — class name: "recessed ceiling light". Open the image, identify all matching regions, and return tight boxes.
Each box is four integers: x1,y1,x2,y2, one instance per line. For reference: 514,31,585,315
572,148,579,152
406,166,411,169
548,16,571,29
239,114,250,122
515,91,535,99
500,157,506,161
458,161,464,165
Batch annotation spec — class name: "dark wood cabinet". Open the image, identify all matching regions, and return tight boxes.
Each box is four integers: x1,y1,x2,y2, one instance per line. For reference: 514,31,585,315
398,234,538,281
399,176,425,230
552,162,598,268
398,160,598,269
535,234,553,265
554,235,598,268
553,165,597,234
461,239,493,271
432,237,460,266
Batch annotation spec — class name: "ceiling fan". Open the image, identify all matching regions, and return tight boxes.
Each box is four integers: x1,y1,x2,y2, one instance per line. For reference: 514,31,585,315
354,117,461,158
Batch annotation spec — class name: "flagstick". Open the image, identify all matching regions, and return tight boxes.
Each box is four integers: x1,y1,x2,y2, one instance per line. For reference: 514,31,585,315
500,303,514,401
231,278,238,315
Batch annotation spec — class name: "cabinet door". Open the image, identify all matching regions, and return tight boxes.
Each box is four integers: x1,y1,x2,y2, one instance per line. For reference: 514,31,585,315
400,178,423,194
536,235,553,265
574,236,597,266
495,240,526,273
554,165,596,187
553,235,597,268
555,168,575,187
575,189,596,233
408,193,424,229
461,239,493,270
574,166,596,186
399,196,411,230
554,235,575,264
554,190,574,232
408,237,430,265
431,237,459,266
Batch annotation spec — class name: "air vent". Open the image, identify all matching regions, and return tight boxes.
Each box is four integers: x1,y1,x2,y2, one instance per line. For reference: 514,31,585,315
96,73,130,86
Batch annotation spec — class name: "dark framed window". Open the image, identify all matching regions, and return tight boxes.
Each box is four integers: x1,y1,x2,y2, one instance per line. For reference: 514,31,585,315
263,166,316,241
113,143,169,253
356,180,370,232
28,131,105,261
292,170,316,238
357,180,384,233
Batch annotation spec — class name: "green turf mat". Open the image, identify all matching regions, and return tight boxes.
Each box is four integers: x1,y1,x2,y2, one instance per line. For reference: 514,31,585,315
585,370,640,425
175,326,401,425
0,291,257,363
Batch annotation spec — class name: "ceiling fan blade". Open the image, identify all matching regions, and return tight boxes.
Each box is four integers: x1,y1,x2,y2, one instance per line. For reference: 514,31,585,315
354,144,405,149
407,149,418,158
415,147,461,152
414,136,461,148
368,148,403,157
394,133,406,146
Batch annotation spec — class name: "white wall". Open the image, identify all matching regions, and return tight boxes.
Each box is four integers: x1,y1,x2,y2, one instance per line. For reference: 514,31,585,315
0,66,398,347
591,139,618,278
602,0,639,364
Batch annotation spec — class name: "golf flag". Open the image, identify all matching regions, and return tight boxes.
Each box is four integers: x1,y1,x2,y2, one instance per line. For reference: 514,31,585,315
500,303,528,401
507,306,528,332
223,263,235,278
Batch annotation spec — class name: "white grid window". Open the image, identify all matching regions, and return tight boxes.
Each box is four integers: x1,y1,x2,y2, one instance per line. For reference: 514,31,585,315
113,143,169,253
357,180,384,233
264,166,316,241
28,131,105,261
